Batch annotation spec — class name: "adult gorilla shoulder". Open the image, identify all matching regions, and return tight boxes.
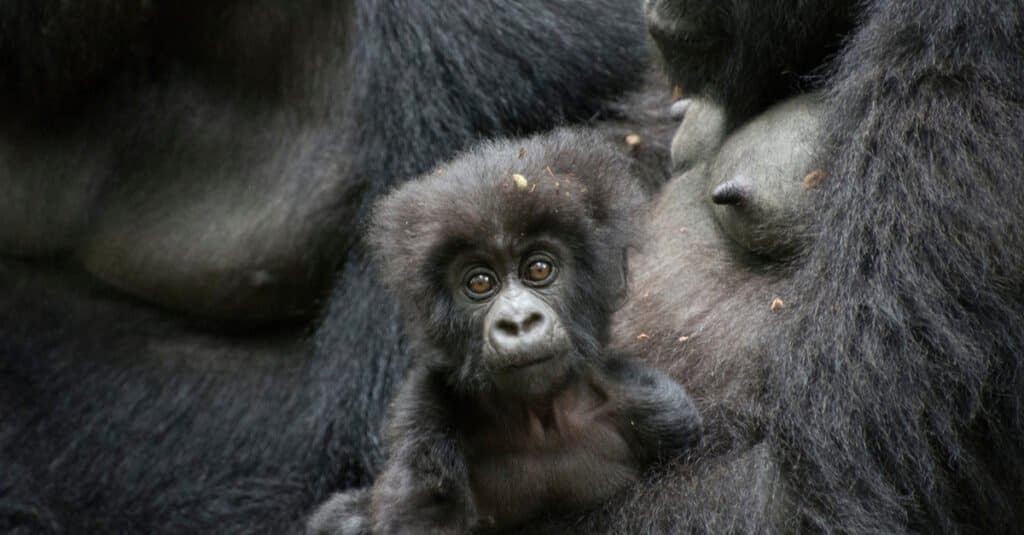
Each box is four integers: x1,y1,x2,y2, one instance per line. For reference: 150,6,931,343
0,2,654,533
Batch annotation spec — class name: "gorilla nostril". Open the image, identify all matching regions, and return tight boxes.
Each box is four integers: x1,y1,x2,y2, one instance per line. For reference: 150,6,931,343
495,318,520,336
520,312,544,334
494,312,545,341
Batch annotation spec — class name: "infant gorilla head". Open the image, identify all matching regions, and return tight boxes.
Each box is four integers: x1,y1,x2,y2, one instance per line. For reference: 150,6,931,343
309,129,701,534
370,128,647,398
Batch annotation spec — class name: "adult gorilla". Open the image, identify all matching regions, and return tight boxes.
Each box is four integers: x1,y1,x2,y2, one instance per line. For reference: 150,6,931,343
0,2,654,533
521,1,1024,533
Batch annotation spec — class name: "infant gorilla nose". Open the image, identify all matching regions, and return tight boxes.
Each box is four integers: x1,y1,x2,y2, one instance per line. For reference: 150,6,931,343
494,311,544,338
485,290,561,368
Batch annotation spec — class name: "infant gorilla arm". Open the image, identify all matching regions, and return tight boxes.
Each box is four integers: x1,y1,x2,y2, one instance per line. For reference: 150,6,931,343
309,130,702,534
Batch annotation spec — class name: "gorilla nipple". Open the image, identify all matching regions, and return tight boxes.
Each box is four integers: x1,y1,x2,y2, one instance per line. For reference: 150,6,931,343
710,178,749,206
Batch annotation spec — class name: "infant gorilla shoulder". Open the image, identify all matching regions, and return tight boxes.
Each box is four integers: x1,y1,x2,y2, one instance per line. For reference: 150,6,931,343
309,129,702,535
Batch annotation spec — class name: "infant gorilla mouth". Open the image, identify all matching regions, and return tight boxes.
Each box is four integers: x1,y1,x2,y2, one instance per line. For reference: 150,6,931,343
309,129,702,534
500,353,554,370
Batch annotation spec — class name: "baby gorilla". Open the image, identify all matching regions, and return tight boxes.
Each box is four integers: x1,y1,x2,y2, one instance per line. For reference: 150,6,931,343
309,129,702,534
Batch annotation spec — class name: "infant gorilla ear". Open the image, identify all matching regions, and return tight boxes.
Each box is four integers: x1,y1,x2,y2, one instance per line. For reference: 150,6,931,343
309,129,701,534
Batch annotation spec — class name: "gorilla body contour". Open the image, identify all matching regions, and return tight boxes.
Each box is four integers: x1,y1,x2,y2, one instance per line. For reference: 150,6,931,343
1,0,1022,534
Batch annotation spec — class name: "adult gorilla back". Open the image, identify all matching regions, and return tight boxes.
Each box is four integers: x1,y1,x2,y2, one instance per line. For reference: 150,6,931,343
0,2,651,533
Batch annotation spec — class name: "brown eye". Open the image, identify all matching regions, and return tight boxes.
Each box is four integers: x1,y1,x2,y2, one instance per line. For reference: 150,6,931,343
526,260,553,283
467,273,495,295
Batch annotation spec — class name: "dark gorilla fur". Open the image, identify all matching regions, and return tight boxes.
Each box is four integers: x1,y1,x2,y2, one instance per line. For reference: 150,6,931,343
310,130,700,534
770,4,1024,530
0,2,654,533
514,1,1023,533
2,0,1022,533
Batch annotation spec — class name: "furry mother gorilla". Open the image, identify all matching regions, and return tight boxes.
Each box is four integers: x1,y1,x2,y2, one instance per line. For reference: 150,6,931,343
611,1,1024,532
1,1,1022,535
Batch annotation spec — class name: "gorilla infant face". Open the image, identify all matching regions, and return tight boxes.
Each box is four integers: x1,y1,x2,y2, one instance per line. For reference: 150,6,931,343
369,129,645,399
446,238,575,397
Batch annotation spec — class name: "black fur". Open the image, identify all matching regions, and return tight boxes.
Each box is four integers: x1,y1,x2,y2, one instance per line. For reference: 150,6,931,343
517,1,1024,533
3,0,1021,532
0,2,651,533
771,2,1024,531
645,0,857,127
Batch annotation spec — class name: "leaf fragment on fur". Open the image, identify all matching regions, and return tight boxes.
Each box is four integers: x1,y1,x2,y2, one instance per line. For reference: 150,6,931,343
512,173,528,191
802,169,826,190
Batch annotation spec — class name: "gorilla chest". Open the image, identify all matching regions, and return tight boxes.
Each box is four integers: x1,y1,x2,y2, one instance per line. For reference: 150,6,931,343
460,385,639,526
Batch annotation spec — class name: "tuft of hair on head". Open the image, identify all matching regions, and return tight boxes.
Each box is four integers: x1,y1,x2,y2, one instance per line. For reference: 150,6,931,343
367,127,647,320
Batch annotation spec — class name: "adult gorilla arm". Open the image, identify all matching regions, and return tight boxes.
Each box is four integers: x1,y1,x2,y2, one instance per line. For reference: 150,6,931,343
526,1,1024,532
770,3,1024,530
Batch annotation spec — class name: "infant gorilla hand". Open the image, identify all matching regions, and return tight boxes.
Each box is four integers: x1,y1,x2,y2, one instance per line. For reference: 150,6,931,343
309,129,701,534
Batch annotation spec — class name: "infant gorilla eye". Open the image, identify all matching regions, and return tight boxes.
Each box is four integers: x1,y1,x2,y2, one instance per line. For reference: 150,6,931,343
522,256,555,286
466,271,498,298
527,261,552,282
